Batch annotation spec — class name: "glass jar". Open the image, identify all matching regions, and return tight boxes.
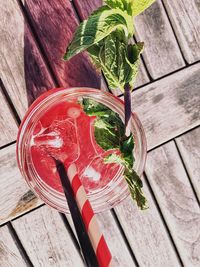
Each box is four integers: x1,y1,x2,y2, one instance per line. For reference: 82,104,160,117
17,88,147,213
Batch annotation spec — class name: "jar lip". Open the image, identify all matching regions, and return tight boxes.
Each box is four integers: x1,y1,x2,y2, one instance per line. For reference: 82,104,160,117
17,87,147,213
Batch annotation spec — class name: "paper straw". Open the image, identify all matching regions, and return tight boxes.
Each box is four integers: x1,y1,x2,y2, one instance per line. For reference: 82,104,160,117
67,163,115,267
55,159,99,266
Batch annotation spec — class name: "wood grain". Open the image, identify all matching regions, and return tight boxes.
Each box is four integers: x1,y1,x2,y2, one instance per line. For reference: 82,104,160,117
145,141,200,267
163,0,200,63
0,85,18,146
115,177,181,267
176,127,200,201
0,225,26,267
135,0,185,78
129,63,200,150
0,144,42,224
23,24,55,106
12,205,84,267
23,0,101,89
72,0,150,94
0,0,55,118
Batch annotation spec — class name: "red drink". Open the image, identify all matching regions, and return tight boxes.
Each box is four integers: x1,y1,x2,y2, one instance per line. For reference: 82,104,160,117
17,88,146,213
31,100,121,194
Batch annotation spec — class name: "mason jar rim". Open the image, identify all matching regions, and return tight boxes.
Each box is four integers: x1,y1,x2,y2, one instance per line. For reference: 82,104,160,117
17,87,147,213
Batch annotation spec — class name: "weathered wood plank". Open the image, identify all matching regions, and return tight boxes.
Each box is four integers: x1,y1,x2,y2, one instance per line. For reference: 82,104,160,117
0,0,55,118
0,85,18,146
163,0,200,63
114,177,181,267
23,0,101,89
12,206,84,267
1,0,27,118
73,0,150,93
0,144,42,224
66,211,136,266
129,63,200,150
23,24,55,106
176,127,200,201
135,0,185,78
135,62,150,89
145,141,200,267
0,225,26,267
1,63,200,223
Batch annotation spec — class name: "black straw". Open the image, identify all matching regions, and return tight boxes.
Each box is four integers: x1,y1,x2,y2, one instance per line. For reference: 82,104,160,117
54,159,99,267
124,83,132,132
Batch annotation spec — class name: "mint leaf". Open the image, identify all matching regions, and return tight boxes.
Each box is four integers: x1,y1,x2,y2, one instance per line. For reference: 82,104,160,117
87,43,102,70
87,40,143,132
81,98,148,209
99,34,127,91
131,0,155,16
105,0,135,16
90,5,111,16
127,42,144,88
90,33,139,91
124,167,148,209
105,0,155,17
64,8,134,61
88,35,143,92
81,98,129,151
104,153,124,165
120,133,134,166
81,98,109,116
94,118,119,150
105,153,148,210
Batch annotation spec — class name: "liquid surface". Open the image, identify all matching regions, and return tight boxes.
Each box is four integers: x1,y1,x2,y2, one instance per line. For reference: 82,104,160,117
30,100,121,193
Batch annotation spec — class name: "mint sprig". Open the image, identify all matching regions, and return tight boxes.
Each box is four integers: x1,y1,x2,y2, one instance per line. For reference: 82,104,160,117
81,98,148,210
64,0,155,130
94,34,143,91
64,7,134,61
64,0,155,208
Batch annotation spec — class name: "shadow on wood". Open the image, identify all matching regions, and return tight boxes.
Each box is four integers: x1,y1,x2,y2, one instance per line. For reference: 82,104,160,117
24,0,101,106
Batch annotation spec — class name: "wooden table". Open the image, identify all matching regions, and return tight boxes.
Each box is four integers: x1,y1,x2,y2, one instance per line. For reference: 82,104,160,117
0,0,200,266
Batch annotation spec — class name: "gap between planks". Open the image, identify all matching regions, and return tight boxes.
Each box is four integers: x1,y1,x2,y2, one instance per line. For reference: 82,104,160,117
144,141,200,266
7,222,34,267
59,213,84,260
0,79,21,126
111,209,140,267
16,0,60,87
160,0,188,65
117,59,200,98
142,172,184,267
174,140,200,206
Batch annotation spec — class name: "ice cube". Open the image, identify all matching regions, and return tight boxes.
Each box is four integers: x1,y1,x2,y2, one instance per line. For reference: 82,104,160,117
83,166,101,182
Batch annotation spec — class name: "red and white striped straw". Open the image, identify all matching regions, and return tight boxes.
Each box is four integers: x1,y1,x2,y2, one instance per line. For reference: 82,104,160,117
67,163,115,267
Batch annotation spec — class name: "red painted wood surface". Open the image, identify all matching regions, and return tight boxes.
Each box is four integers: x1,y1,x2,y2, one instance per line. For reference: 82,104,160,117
24,24,55,105
73,0,102,20
23,0,101,91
